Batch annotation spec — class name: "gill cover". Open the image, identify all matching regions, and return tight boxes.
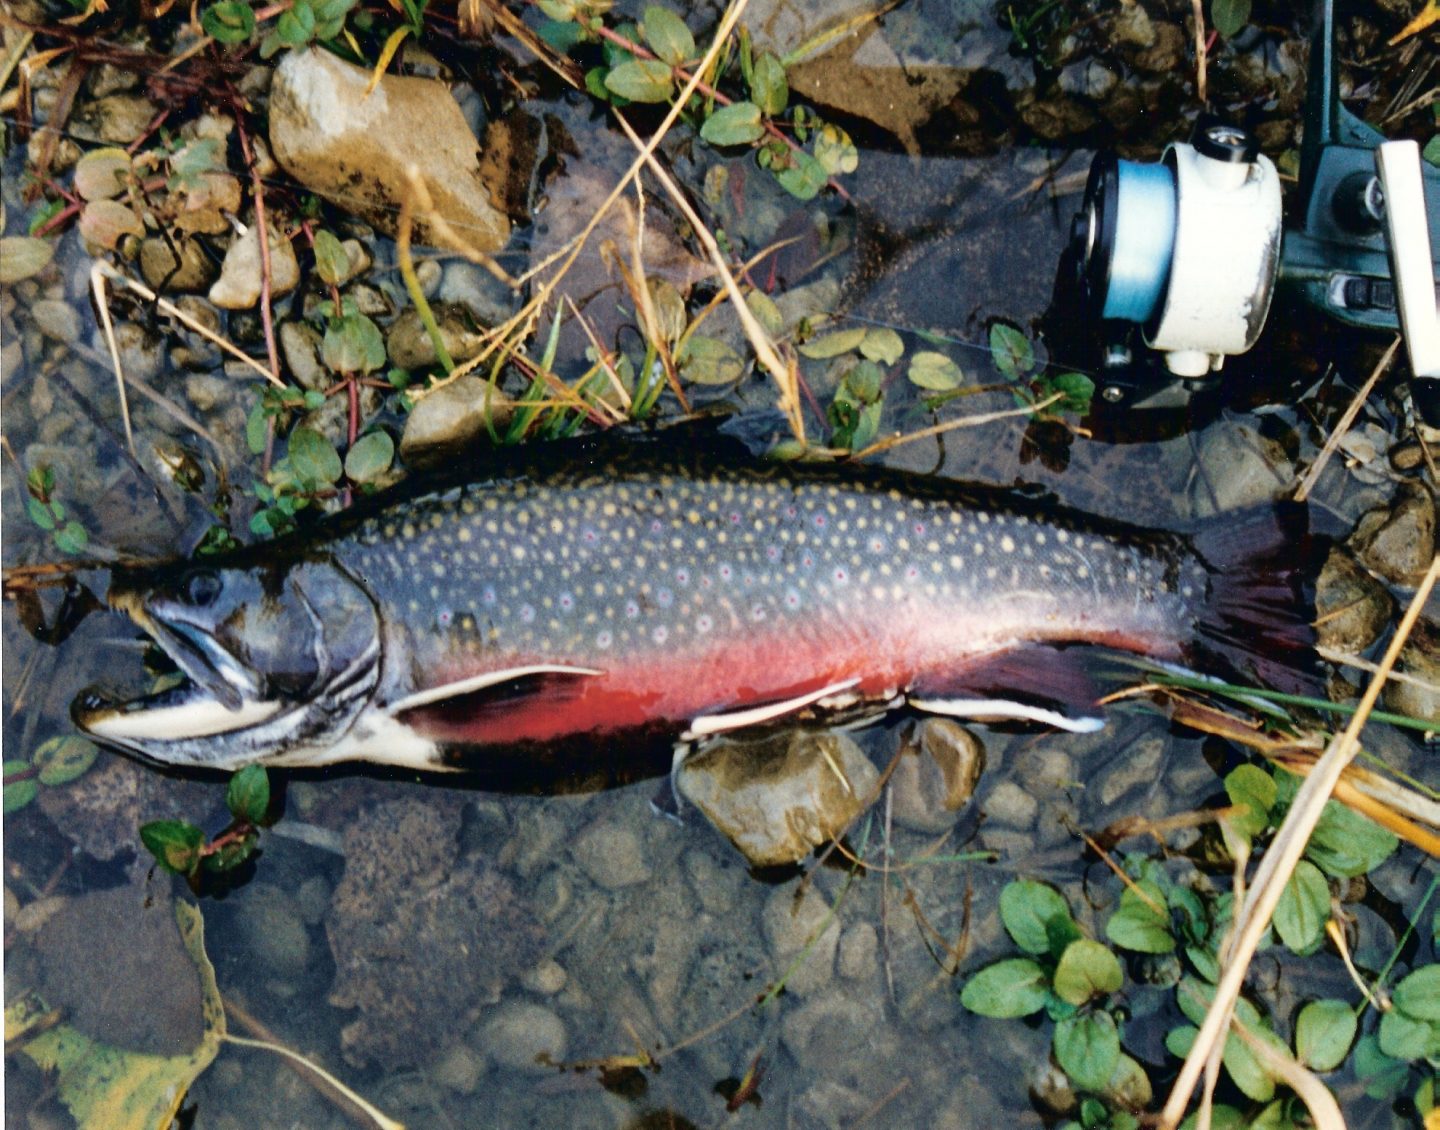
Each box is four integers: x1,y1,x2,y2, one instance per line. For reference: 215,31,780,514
73,558,381,769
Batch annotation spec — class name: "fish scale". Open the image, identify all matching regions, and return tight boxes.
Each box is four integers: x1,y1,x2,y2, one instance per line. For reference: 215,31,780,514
73,430,1317,772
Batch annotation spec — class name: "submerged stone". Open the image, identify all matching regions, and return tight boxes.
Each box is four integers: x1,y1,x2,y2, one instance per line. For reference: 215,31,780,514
677,731,880,867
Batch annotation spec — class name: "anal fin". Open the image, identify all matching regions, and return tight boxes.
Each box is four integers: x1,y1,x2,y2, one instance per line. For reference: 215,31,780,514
908,646,1106,732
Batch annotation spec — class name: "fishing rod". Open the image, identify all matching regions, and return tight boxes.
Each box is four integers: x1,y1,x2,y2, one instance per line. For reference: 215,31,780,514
1061,0,1440,416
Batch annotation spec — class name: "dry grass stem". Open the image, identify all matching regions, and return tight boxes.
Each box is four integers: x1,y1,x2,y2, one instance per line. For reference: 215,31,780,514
1232,1022,1346,1130
1294,336,1400,502
1319,644,1440,693
90,260,137,459
402,167,518,288
851,392,1064,460
1160,553,1440,1129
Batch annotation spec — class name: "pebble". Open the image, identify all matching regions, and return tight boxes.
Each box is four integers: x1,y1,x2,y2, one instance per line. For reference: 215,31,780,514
439,260,515,326
209,222,301,309
682,846,741,915
185,373,231,413
676,731,880,867
476,1001,568,1072
763,882,839,996
398,376,514,467
279,320,326,390
385,306,488,370
889,719,986,833
569,819,652,889
293,875,332,927
1383,621,1439,726
431,1041,485,1094
1351,485,1435,586
1315,547,1394,654
30,298,81,345
72,93,156,144
235,883,311,980
170,296,223,370
103,320,165,384
1096,734,1166,808
1188,421,1293,518
522,958,568,996
983,779,1037,830
837,921,879,982
780,988,888,1074
140,236,216,293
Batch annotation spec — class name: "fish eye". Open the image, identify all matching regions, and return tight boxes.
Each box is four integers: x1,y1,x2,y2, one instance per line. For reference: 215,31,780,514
185,570,223,608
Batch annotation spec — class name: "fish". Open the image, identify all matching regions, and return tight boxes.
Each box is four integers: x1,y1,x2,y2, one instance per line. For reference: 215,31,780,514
71,427,1319,773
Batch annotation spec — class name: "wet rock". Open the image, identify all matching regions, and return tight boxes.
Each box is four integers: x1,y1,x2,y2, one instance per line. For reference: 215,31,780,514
837,921,879,982
1096,733,1166,808
97,319,165,385
30,298,81,345
386,305,488,370
1315,547,1394,654
71,93,156,144
234,883,311,981
569,819,652,889
33,884,204,1056
140,235,217,293
476,1001,568,1072
269,48,509,251
170,296,223,370
1031,1059,1078,1116
522,959,568,996
1383,620,1440,725
1110,2,1156,46
1188,421,1293,518
209,222,301,309
439,260,514,326
1131,22,1186,74
763,882,839,996
683,846,742,915
279,320,325,390
398,376,514,467
432,1041,485,1094
780,986,888,1072
983,779,1037,830
1351,485,1435,587
677,731,880,867
889,719,986,833
326,798,543,1068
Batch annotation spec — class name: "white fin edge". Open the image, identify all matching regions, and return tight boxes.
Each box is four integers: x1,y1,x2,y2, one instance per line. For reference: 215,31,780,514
682,677,862,740
386,664,603,716
88,698,284,741
908,695,1105,734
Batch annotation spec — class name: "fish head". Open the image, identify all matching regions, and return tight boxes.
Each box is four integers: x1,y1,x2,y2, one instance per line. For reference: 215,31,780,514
73,558,382,770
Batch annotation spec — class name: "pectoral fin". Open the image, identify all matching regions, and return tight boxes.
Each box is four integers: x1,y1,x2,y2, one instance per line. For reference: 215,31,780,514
385,664,604,716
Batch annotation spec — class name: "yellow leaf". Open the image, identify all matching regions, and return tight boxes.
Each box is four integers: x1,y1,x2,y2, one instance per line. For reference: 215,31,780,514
1389,0,1439,43
366,26,411,96
7,902,224,1130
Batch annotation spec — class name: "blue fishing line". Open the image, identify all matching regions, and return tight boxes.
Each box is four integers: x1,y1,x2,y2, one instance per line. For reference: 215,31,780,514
1101,160,1176,323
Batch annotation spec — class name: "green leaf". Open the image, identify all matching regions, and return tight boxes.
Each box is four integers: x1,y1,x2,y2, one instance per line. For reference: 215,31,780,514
1274,860,1328,953
245,399,270,456
641,6,694,65
700,101,765,147
842,360,883,403
749,52,788,116
26,497,55,531
989,322,1035,380
773,147,828,200
287,427,343,486
344,431,394,483
54,521,89,555
1224,763,1275,838
999,879,1074,955
1044,372,1095,415
799,327,866,359
73,147,133,201
4,762,37,814
604,59,674,103
959,957,1049,1018
677,336,744,385
276,0,316,45
1393,964,1440,1022
1378,1006,1440,1062
0,236,55,284
1353,1033,1410,1098
1294,999,1356,1071
32,736,99,786
813,124,858,175
1105,881,1175,954
746,290,783,336
1052,939,1123,1006
1211,0,1251,38
1423,136,1440,168
140,820,206,876
1053,1013,1120,1093
322,312,385,374
907,350,963,391
859,327,904,365
1305,796,1398,877
226,765,270,825
202,0,256,43
312,229,350,286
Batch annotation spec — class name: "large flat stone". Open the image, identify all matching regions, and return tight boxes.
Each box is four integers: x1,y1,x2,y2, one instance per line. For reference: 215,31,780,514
269,49,509,252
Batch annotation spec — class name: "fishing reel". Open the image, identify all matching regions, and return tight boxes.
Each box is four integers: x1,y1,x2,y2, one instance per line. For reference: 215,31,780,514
1068,0,1440,420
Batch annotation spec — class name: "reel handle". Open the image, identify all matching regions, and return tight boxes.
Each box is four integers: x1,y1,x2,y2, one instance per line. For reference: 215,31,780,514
1375,141,1440,390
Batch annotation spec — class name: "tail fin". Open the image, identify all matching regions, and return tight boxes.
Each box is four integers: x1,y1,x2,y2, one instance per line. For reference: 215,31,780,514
1188,503,1325,697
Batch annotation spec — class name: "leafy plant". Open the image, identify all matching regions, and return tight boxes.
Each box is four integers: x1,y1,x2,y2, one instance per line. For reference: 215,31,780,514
140,765,275,892
989,321,1095,417
3,736,100,814
25,466,89,556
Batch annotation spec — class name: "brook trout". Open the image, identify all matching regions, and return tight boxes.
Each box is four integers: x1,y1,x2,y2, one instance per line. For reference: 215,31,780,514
73,429,1317,772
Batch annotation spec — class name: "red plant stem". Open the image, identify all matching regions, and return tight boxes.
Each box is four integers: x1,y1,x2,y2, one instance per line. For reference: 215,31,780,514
231,109,283,387
200,820,254,858
572,11,852,202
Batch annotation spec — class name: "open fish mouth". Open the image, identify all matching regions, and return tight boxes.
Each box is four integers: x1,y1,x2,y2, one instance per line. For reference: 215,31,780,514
73,678,285,745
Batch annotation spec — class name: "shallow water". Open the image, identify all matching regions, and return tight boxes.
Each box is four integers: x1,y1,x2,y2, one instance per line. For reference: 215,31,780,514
4,2,1437,1128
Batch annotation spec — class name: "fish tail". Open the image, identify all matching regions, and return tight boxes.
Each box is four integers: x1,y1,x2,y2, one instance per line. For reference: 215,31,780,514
1188,503,1325,696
